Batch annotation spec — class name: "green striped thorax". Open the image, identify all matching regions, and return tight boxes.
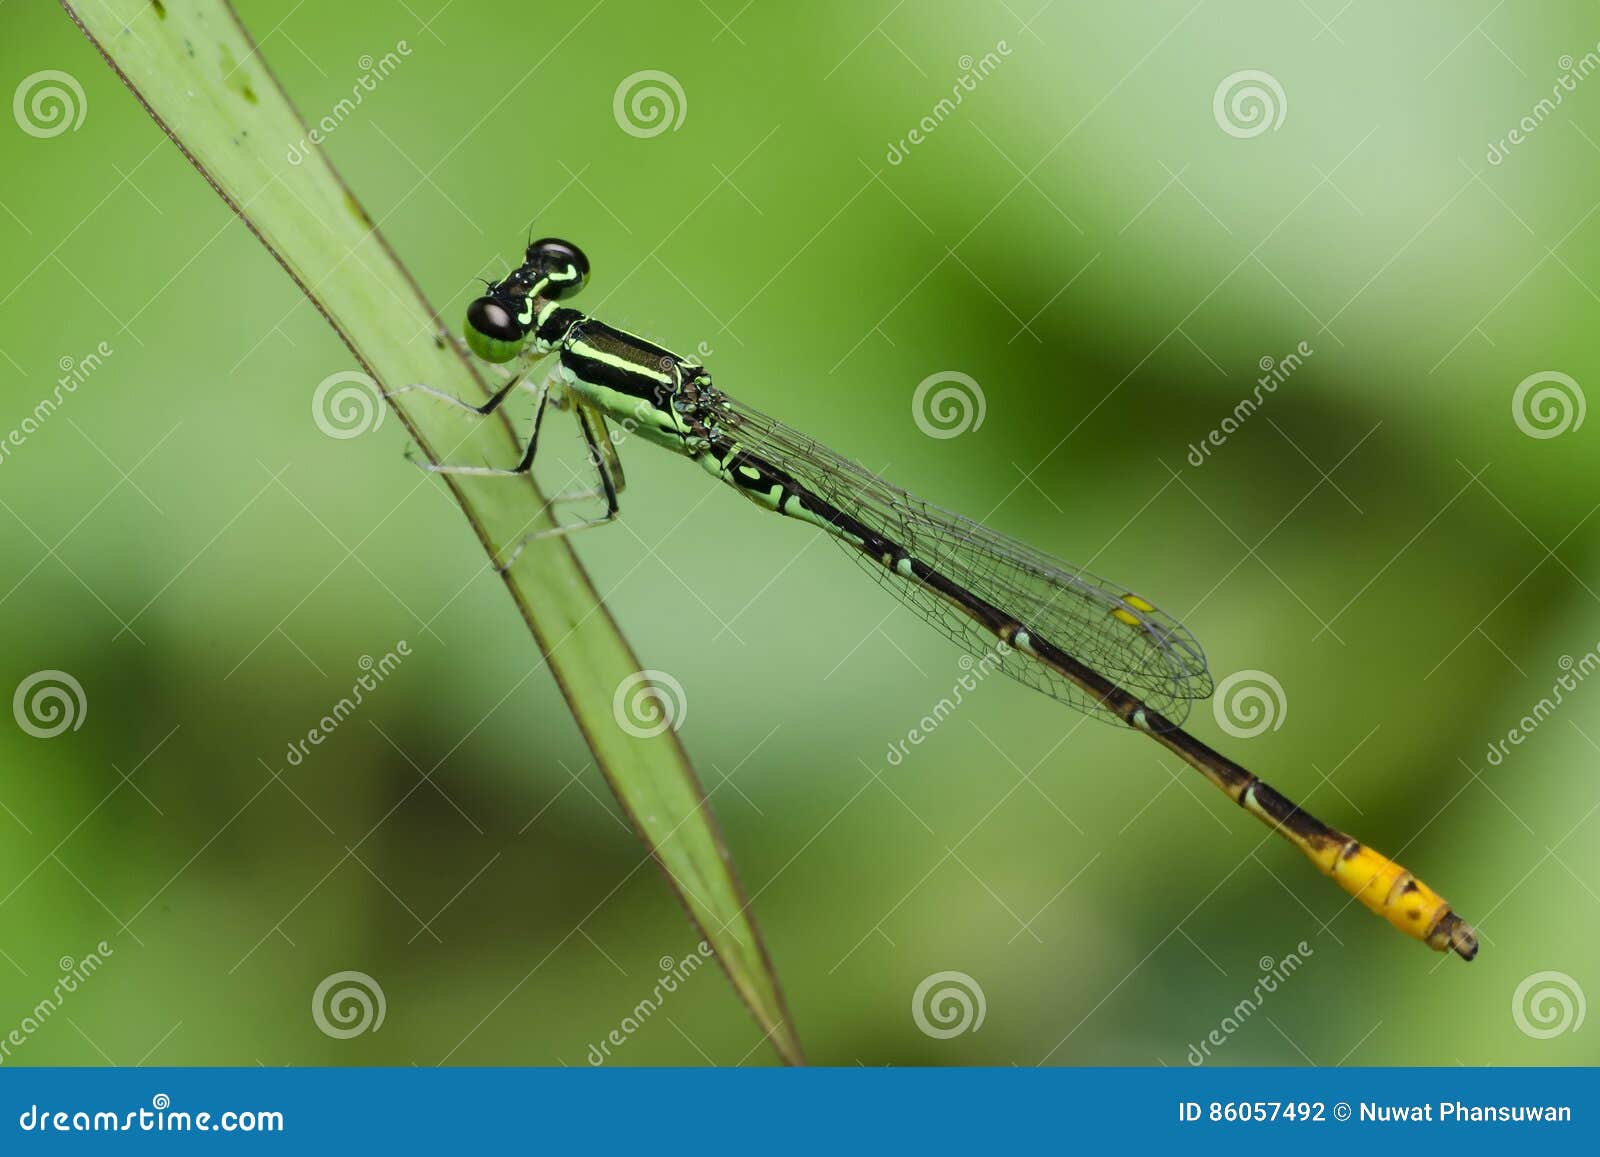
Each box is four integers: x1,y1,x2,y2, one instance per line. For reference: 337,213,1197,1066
463,238,590,363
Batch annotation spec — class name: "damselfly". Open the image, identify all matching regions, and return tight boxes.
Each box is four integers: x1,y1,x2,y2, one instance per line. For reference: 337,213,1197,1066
411,237,1478,961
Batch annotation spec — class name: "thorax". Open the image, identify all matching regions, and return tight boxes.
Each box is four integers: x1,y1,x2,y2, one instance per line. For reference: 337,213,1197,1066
553,315,713,454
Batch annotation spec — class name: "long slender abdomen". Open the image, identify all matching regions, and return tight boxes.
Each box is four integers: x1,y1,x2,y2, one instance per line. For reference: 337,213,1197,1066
703,439,1478,959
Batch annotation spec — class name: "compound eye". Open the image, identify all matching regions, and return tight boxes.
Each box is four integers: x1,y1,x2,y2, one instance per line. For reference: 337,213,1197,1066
526,237,590,299
464,296,526,363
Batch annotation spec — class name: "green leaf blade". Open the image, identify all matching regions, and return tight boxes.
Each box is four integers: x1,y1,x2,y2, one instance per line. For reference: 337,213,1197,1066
62,0,801,1066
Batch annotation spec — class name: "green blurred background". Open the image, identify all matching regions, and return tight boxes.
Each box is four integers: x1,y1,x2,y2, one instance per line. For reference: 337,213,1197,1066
2,0,1598,1066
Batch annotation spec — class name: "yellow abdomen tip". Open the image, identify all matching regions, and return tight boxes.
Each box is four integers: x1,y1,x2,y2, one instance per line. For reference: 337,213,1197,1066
1325,842,1477,960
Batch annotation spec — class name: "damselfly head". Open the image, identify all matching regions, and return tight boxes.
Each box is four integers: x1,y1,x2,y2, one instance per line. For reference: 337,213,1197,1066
525,237,590,300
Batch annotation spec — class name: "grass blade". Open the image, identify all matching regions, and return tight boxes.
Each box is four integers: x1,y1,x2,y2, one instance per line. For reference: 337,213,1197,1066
60,0,802,1066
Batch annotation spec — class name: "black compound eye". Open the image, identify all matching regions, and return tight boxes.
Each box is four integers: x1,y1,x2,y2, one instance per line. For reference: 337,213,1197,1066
464,295,528,363
526,237,590,299
467,296,522,342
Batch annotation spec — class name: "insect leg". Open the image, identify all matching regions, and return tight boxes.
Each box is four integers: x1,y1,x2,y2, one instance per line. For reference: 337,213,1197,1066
415,372,558,477
388,351,553,417
494,401,623,570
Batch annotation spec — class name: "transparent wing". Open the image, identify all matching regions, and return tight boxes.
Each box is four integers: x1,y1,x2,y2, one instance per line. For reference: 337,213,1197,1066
712,396,1213,723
